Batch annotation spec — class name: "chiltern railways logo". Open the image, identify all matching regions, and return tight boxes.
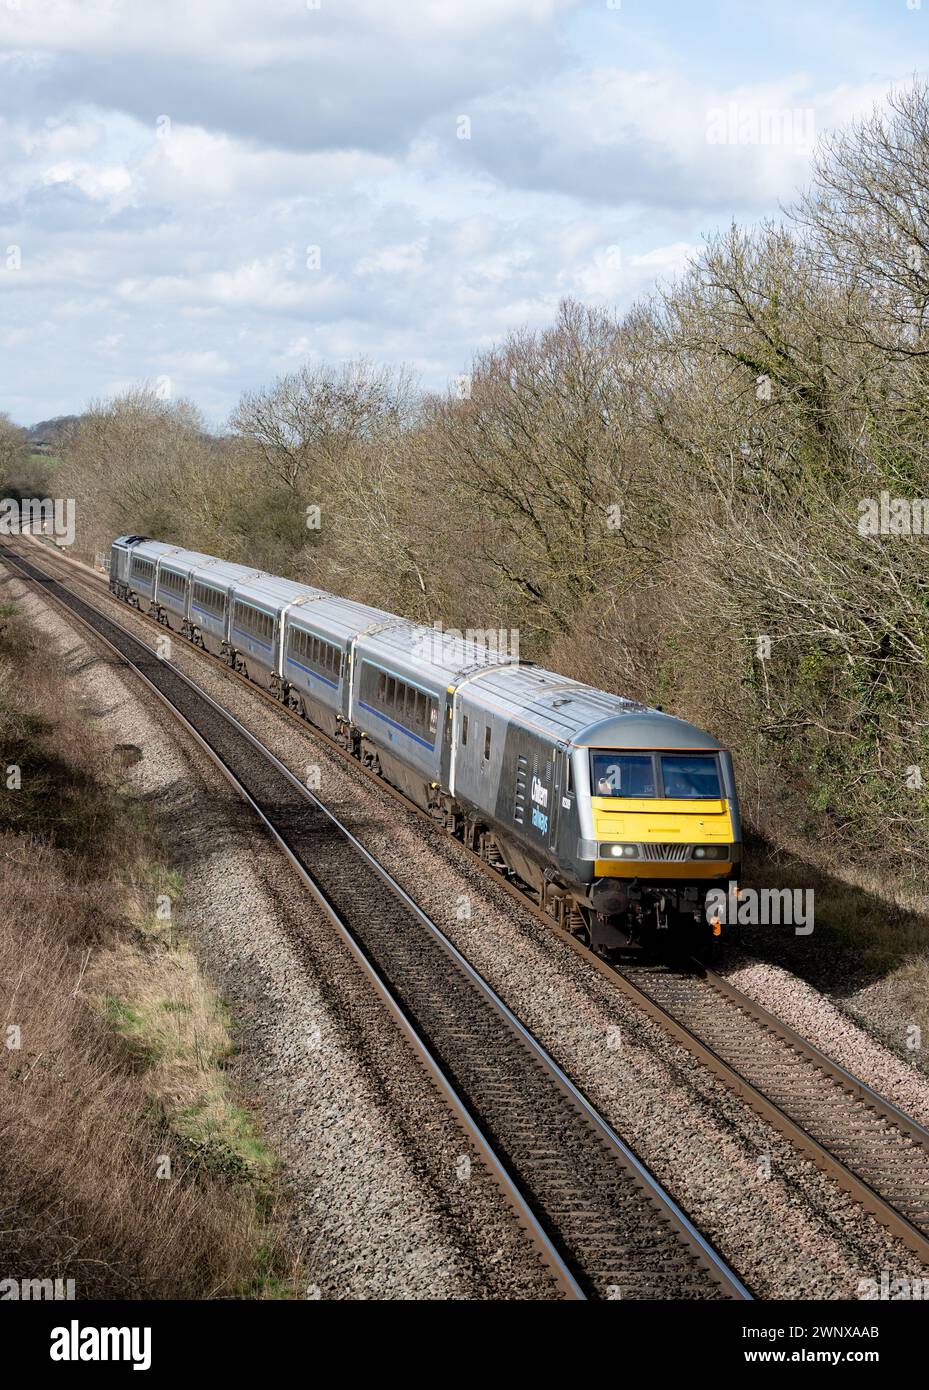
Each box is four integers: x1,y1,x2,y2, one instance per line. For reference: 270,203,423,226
530,775,549,834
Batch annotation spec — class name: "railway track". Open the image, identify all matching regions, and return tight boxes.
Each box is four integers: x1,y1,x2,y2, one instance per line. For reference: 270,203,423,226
12,537,929,1276
0,538,751,1302
612,960,929,1266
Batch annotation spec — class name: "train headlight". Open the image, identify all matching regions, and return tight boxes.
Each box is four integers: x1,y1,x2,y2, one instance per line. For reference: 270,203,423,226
693,845,728,860
599,842,639,859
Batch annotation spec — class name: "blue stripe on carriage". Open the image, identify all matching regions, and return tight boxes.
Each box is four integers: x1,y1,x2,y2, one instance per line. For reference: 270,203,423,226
286,656,339,690
233,624,273,652
357,700,435,750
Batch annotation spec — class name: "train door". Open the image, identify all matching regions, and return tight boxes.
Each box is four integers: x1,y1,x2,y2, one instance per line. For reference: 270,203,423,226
439,687,454,790
555,745,577,852
546,744,565,853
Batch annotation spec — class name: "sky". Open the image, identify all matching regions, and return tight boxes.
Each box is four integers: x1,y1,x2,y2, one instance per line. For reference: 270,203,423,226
0,0,924,428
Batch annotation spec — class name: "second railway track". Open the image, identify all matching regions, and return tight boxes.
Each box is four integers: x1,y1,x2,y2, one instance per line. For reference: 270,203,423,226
613,959,929,1266
0,538,751,1302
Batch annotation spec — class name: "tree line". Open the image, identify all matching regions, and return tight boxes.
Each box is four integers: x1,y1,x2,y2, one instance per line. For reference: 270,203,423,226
7,81,929,898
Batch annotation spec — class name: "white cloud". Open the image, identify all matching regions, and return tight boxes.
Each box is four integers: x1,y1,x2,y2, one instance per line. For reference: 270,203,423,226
0,0,918,424
43,159,133,199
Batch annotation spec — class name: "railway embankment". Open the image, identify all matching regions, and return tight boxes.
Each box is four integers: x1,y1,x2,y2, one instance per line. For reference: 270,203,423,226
0,590,299,1297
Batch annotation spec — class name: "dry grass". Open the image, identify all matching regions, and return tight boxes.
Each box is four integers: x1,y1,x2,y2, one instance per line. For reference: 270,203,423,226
739,832,929,1047
0,602,300,1298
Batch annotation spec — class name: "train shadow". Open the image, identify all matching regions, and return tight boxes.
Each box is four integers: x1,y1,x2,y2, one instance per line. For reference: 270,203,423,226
606,828,929,1013
724,829,929,1000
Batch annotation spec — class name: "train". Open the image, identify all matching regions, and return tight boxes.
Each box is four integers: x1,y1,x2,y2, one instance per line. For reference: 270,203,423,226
109,535,742,952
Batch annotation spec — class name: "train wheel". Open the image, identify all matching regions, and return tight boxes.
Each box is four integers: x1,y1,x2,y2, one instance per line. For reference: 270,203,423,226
566,904,592,948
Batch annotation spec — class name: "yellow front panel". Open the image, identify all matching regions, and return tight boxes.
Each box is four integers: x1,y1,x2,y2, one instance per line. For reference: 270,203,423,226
591,796,733,843
594,858,733,879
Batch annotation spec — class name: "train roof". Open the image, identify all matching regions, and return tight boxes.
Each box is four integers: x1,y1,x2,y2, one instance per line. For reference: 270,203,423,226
357,617,519,689
461,664,723,751
288,593,396,642
237,575,326,609
574,711,723,751
190,559,264,586
158,547,224,572
128,539,183,562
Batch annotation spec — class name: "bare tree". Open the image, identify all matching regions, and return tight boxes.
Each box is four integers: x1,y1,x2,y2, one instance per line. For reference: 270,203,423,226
431,299,647,647
796,80,929,354
0,414,30,491
58,387,217,560
230,359,418,492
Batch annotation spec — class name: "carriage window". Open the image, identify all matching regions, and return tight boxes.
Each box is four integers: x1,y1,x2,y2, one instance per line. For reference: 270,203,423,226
462,715,468,746
195,583,224,614
361,664,438,742
288,627,340,678
483,726,492,760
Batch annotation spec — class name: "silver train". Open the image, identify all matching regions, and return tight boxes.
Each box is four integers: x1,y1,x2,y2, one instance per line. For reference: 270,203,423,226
110,535,742,949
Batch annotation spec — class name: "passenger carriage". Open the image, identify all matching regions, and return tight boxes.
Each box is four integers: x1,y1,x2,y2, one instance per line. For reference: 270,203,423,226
279,593,392,743
110,538,179,610
186,560,264,660
150,548,218,634
348,621,506,811
226,575,323,693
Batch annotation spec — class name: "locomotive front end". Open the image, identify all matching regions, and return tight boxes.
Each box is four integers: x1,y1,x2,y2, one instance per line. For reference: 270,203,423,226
571,719,742,949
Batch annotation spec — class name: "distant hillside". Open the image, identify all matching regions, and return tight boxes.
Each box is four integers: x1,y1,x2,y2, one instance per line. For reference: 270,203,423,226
27,415,80,449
